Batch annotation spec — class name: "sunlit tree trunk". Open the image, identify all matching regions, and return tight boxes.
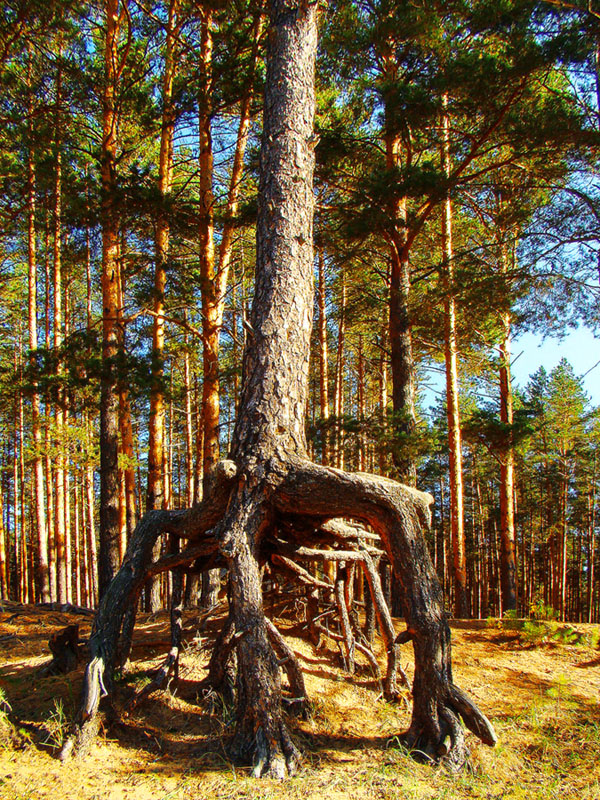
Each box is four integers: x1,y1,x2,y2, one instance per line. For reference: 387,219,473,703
116,247,137,548
498,307,517,614
441,96,468,618
52,50,68,603
333,270,346,469
148,0,179,516
85,411,98,607
27,83,49,602
99,0,125,597
559,462,568,620
381,51,417,485
17,344,29,602
588,454,596,623
317,248,330,464
357,335,366,471
198,7,263,606
0,482,6,598
44,212,57,602
183,326,195,506
64,282,72,603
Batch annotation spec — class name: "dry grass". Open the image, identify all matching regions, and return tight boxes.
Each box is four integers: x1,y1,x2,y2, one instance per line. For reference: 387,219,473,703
0,602,599,800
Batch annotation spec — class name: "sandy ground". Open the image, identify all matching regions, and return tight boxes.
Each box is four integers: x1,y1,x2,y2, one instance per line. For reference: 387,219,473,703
0,601,599,800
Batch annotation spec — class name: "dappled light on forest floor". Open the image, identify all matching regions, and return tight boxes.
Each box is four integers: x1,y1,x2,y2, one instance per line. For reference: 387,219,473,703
1,603,599,800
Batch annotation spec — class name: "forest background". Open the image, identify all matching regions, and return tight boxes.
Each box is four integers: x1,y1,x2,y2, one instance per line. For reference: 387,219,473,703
1,0,600,624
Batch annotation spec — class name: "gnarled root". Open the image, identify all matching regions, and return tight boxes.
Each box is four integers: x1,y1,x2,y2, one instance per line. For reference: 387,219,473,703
218,488,301,778
125,570,184,713
275,457,497,766
60,461,237,760
265,617,308,718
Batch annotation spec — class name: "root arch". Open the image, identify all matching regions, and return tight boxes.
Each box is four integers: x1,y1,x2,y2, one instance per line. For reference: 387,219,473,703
60,454,496,775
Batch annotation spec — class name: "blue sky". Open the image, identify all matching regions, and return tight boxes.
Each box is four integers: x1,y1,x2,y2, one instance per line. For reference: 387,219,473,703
420,326,600,412
512,327,600,404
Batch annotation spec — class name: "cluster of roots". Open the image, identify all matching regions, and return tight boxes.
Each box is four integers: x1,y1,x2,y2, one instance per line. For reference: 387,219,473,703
58,457,497,777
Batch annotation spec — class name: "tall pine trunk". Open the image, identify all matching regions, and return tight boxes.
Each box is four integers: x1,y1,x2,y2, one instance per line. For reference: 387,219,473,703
441,97,468,618
498,306,517,613
53,53,68,604
99,0,124,597
317,248,330,464
27,95,49,602
384,120,416,485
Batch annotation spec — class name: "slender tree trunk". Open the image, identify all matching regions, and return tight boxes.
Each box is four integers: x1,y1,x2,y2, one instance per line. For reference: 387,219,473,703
183,327,195,507
588,455,596,623
333,271,346,469
383,77,416,485
52,52,68,603
17,346,29,602
378,314,388,475
317,248,330,464
388,214,417,485
197,10,222,609
64,283,72,604
498,308,517,613
441,96,468,618
85,412,98,607
148,0,178,515
560,465,568,620
116,252,137,544
27,104,50,602
0,482,6,598
99,0,124,597
199,8,263,606
357,335,366,471
199,9,218,478
44,211,57,602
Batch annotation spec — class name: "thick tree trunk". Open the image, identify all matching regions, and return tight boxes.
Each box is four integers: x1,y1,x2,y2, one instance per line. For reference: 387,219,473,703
213,0,318,774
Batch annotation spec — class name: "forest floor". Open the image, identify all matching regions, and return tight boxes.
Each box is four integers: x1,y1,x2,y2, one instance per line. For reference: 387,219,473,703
0,600,599,800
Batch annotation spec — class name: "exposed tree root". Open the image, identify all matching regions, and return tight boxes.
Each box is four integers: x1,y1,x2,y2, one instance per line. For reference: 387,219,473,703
275,456,497,764
62,456,495,773
265,617,308,717
124,570,184,713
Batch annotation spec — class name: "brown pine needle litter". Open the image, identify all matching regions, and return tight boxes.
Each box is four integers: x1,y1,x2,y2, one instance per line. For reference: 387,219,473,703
1,603,599,800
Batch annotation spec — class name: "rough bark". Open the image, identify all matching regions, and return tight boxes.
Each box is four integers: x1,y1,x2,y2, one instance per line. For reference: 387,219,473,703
99,0,124,597
276,459,496,765
208,0,317,776
317,247,330,464
386,155,416,484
